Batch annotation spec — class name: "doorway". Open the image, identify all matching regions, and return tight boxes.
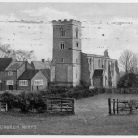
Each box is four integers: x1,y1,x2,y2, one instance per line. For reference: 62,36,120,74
9,85,13,90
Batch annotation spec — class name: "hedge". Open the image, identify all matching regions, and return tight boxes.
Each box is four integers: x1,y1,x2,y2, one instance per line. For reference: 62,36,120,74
0,92,47,113
1,87,138,113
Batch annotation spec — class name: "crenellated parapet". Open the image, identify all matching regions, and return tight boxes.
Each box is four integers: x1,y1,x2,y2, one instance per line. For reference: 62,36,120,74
52,19,81,26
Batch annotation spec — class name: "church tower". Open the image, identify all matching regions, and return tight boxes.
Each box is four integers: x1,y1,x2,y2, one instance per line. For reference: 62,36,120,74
51,19,81,86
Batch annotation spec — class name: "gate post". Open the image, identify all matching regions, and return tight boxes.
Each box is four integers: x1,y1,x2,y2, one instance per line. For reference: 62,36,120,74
108,98,111,115
117,99,119,114
113,99,116,114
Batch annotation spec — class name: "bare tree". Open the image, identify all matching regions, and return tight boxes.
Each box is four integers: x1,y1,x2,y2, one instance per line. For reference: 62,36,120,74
119,49,138,74
15,50,36,61
0,44,36,61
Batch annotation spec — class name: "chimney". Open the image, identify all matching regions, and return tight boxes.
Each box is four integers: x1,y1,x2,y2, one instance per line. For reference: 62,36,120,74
25,61,28,70
104,50,109,57
12,53,17,62
42,59,45,62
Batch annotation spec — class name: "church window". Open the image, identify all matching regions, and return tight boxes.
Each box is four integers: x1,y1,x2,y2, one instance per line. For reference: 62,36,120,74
76,42,79,47
61,58,64,63
90,58,91,65
60,27,66,37
104,60,107,70
60,42,65,49
76,28,78,38
98,59,100,68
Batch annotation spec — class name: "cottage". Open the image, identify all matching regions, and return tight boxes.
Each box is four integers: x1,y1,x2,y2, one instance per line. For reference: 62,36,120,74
31,59,51,70
4,61,33,90
0,58,12,90
18,70,48,91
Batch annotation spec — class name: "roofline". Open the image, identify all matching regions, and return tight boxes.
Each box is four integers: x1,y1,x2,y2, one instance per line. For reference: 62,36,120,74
31,70,47,80
18,70,39,80
82,52,109,58
5,61,24,71
81,52,118,60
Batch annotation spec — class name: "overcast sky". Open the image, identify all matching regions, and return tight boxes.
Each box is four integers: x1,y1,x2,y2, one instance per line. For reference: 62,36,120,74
0,2,138,61
1,3,138,21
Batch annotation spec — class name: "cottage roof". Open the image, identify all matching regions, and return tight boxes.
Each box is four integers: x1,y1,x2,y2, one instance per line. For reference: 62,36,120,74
0,58,12,71
5,61,24,71
93,69,103,77
31,61,50,70
18,70,39,80
41,69,50,81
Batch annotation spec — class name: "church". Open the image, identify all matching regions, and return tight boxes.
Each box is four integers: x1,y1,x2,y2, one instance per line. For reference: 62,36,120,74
50,19,120,88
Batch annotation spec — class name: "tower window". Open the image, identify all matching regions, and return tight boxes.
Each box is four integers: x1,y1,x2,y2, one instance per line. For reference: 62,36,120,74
76,42,79,47
60,42,65,49
60,27,66,37
76,28,78,38
98,59,100,68
61,58,64,63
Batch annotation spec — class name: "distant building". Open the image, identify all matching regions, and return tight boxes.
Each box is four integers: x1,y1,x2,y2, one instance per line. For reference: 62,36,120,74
0,58,50,91
5,61,33,90
50,19,119,88
31,59,51,70
0,58,13,90
18,70,48,91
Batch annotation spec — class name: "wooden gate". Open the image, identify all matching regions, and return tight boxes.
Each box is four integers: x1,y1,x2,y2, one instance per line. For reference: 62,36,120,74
108,98,138,115
44,97,75,114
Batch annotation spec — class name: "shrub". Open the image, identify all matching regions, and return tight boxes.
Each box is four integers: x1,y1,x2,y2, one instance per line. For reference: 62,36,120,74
117,73,138,88
17,92,47,113
31,93,46,113
48,86,71,95
1,92,18,110
17,92,30,112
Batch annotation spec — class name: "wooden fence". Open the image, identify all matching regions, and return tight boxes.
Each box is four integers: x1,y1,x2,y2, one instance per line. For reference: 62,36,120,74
44,97,75,114
108,98,138,115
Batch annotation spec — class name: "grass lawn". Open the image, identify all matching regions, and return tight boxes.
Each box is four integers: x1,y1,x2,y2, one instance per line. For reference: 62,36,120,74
1,93,138,135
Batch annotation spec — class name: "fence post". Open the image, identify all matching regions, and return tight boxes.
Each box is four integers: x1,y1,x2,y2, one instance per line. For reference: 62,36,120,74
108,98,111,115
60,99,62,112
113,99,116,114
51,100,53,112
6,103,8,111
72,99,75,114
46,98,48,112
117,99,119,115
130,106,133,114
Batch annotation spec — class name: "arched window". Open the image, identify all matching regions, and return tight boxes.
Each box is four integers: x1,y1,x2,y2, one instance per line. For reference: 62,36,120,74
98,59,100,68
76,28,78,38
60,27,66,37
60,42,65,49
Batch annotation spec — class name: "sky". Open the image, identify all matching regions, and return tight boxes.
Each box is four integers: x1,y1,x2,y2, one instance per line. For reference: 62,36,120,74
0,2,138,62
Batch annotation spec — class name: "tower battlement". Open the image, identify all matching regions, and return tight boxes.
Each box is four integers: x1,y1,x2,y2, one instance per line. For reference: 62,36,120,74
52,19,81,26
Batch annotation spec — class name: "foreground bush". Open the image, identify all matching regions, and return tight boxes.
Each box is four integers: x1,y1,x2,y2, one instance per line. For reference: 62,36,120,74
27,93,46,113
0,92,18,110
0,92,47,113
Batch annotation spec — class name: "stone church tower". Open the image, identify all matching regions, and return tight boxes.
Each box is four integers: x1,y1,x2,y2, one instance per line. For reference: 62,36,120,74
51,19,81,86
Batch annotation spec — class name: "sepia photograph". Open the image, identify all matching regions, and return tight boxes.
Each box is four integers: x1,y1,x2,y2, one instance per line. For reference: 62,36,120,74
0,0,138,135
